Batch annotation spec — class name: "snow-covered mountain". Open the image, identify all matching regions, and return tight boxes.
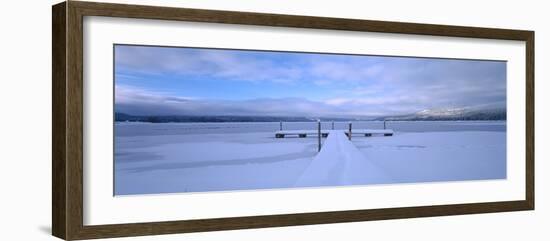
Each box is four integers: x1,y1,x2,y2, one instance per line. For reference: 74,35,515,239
379,107,506,121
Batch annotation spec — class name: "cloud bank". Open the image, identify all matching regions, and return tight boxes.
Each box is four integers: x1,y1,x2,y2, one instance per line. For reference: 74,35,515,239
114,45,506,117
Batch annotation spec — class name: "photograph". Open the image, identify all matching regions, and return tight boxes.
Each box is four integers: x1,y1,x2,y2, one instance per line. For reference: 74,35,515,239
113,44,507,195
44,1,536,240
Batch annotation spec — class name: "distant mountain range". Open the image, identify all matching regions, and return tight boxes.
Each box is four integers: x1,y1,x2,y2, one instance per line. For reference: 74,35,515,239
116,107,505,123
115,113,320,123
373,107,506,121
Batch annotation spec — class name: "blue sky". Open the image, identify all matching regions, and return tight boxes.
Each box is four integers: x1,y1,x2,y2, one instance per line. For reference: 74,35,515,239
114,45,506,117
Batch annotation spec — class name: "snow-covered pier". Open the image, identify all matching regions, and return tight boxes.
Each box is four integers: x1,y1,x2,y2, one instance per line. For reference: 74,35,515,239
275,129,393,138
295,130,392,186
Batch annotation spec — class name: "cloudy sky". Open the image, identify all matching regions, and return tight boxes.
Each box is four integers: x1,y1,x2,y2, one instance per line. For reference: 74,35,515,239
114,45,506,118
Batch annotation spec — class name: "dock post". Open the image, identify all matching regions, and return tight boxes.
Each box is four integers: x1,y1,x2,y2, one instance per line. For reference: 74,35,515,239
280,121,282,131
332,121,334,130
383,120,386,129
317,121,322,152
348,122,352,141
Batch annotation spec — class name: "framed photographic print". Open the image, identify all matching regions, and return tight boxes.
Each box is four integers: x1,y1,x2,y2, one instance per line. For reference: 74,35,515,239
52,1,534,240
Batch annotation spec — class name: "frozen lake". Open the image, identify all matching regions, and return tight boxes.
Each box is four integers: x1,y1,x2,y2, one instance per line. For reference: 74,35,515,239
114,121,506,195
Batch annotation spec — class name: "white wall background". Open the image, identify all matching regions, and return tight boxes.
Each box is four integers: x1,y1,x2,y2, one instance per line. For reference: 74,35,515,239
0,0,547,240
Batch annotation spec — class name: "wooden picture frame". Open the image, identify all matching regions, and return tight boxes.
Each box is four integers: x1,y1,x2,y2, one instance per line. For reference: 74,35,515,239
52,1,534,240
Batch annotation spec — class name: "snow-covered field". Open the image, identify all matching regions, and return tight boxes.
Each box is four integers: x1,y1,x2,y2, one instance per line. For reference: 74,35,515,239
114,121,506,195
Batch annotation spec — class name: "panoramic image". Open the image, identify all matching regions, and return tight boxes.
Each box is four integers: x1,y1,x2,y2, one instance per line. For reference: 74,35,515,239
114,44,506,195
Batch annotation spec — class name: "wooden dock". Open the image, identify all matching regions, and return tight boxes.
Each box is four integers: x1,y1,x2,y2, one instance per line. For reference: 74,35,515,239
295,130,392,186
275,129,393,138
